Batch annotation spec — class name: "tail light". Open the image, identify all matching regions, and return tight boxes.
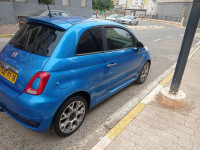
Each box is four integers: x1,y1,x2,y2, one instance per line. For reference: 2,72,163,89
25,71,50,95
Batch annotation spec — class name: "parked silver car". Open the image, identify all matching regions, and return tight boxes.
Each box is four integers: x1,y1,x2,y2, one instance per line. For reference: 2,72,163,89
18,10,70,27
106,14,121,22
118,16,139,25
92,12,99,18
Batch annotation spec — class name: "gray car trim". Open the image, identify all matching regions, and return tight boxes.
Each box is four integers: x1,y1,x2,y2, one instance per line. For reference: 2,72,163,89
0,60,19,74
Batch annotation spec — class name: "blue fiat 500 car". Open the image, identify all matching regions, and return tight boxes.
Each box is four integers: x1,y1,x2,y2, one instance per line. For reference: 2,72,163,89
0,16,150,137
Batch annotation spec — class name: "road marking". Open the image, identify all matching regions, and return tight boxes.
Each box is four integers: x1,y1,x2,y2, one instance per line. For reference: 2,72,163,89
160,72,174,86
0,34,13,38
153,39,161,42
106,102,145,140
167,36,172,39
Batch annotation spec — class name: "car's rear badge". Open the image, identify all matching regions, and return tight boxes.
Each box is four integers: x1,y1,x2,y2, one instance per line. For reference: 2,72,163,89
12,51,18,58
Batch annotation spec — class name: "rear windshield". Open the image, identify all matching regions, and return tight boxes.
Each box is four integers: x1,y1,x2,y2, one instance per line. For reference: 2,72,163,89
10,23,65,57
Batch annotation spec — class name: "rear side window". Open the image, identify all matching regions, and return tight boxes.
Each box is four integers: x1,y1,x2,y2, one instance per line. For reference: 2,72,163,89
76,27,103,55
105,27,136,51
10,23,65,57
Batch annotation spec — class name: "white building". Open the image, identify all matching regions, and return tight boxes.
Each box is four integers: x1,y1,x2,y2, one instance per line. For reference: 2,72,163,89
114,0,156,15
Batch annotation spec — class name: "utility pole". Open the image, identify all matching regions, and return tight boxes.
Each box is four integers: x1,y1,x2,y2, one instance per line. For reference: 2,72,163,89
169,0,200,94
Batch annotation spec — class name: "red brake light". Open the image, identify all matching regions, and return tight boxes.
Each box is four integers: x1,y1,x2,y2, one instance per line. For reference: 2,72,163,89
25,71,50,95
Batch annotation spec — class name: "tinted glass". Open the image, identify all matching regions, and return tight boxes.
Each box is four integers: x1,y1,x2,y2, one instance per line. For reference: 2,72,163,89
125,16,131,19
61,12,70,17
10,23,65,57
51,11,59,16
76,27,103,55
105,27,136,51
110,15,118,18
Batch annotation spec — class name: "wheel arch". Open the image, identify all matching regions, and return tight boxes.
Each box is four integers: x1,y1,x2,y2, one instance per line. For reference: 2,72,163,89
146,59,151,66
65,91,91,109
51,91,91,128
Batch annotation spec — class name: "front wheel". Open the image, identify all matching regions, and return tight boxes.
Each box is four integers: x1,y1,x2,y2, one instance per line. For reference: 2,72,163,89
52,96,88,137
135,62,150,84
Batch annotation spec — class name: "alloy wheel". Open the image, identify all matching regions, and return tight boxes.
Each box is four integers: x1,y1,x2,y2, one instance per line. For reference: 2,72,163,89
59,101,86,134
140,62,150,83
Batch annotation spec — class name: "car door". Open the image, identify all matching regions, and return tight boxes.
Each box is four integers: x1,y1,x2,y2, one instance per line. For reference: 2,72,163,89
131,17,135,24
104,26,141,93
75,26,106,101
134,17,138,24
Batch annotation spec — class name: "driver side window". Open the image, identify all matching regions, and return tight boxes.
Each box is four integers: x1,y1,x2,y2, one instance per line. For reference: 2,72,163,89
105,27,136,51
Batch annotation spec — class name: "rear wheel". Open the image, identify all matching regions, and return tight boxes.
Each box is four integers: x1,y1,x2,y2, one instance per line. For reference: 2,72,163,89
129,21,131,25
135,62,150,84
52,96,88,137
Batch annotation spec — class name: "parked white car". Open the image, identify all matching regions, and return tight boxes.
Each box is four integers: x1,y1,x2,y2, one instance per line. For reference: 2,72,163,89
106,14,121,22
120,16,139,25
92,12,98,18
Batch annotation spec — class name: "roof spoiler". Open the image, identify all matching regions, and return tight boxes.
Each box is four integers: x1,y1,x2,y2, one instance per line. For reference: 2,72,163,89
26,18,66,31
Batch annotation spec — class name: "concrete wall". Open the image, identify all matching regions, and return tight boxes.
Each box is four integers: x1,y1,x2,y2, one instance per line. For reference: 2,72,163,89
156,1,200,27
0,0,92,24
156,3,183,22
182,4,200,27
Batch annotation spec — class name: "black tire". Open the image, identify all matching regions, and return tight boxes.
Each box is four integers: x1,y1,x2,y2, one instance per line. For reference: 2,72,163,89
129,21,131,25
135,21,138,25
52,96,88,137
135,61,150,84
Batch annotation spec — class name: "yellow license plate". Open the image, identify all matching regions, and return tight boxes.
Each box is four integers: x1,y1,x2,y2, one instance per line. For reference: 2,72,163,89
0,66,18,84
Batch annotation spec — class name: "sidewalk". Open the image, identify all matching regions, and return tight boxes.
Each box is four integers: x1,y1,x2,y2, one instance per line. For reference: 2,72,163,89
93,47,200,150
0,24,18,35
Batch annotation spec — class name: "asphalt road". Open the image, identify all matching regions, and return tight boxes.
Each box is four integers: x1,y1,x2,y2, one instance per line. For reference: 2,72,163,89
0,20,200,150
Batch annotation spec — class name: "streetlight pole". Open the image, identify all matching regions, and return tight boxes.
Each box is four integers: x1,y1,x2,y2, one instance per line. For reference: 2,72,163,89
169,0,200,94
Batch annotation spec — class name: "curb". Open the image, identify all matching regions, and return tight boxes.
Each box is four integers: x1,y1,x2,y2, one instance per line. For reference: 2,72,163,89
91,42,200,150
126,25,169,30
140,18,182,27
0,34,13,38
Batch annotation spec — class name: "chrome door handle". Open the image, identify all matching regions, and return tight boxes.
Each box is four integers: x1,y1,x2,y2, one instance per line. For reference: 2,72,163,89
107,63,117,67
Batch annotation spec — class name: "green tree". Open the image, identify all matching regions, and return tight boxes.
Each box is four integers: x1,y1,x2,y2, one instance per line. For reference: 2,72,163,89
39,0,53,17
92,0,99,11
39,0,52,4
92,0,114,18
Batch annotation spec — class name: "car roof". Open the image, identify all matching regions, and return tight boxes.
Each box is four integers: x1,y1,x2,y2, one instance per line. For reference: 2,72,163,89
26,16,122,30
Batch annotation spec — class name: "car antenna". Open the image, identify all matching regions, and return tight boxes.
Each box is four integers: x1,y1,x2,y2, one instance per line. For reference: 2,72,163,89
46,2,52,17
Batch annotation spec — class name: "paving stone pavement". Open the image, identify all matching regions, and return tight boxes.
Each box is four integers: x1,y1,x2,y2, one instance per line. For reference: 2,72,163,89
105,49,200,149
0,24,18,35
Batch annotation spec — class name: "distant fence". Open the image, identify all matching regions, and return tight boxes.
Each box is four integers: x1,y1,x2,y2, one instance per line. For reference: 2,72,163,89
145,15,181,22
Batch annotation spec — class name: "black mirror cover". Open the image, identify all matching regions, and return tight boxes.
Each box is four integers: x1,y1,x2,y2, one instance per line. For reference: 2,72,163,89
136,41,144,48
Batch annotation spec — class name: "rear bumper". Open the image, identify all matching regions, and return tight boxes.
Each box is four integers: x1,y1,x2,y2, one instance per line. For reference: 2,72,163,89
0,81,60,132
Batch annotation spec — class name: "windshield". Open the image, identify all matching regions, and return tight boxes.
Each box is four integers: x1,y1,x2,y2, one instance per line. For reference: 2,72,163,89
125,16,132,19
10,23,65,57
110,15,118,18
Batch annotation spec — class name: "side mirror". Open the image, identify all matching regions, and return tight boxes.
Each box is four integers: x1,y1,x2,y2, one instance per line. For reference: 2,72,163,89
136,41,144,53
136,41,144,48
